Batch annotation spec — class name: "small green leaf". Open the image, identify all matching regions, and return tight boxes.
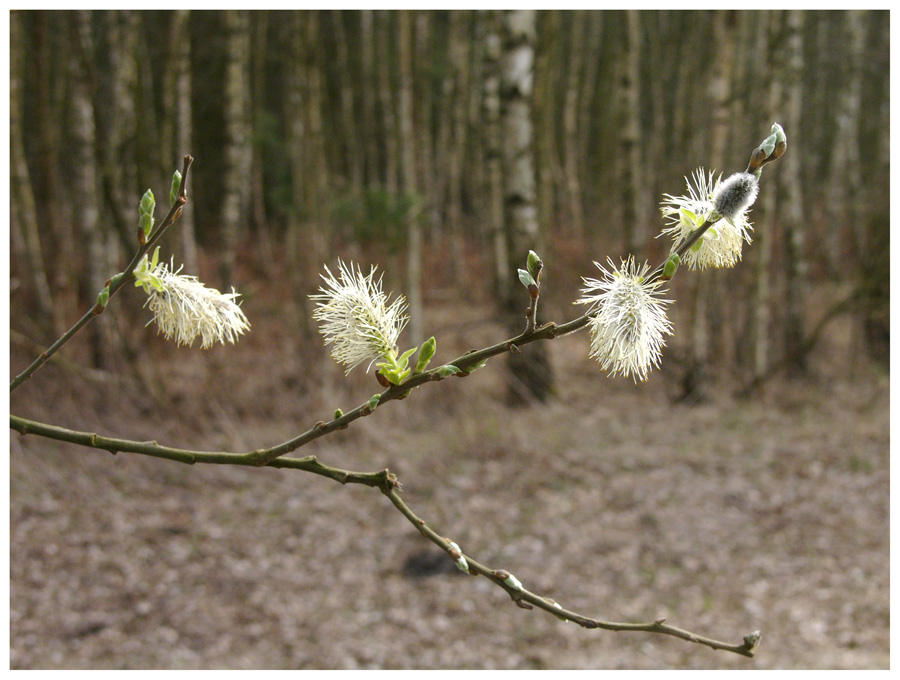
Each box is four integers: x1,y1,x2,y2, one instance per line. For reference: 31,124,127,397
690,239,704,253
518,268,535,289
397,346,418,369
367,394,381,410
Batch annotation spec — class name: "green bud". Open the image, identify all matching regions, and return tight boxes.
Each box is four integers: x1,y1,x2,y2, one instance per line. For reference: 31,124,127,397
139,189,156,238
140,188,155,215
662,253,680,279
772,122,786,146
526,250,543,282
502,573,524,591
435,364,460,378
367,394,381,410
169,170,182,206
139,213,154,238
96,286,110,309
334,408,343,419
109,272,124,289
771,122,787,159
518,268,536,289
415,336,436,373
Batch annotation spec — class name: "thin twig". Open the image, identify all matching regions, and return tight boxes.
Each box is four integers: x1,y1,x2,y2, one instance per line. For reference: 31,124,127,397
9,412,759,657
9,155,194,393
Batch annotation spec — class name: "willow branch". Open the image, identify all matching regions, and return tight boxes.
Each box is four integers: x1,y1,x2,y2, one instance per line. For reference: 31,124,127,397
10,155,194,393
10,412,759,657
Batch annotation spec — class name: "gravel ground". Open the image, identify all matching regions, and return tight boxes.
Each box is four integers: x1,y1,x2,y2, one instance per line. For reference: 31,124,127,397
9,324,889,669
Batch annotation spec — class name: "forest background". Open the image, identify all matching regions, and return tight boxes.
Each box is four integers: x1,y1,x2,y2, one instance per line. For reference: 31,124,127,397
9,10,890,669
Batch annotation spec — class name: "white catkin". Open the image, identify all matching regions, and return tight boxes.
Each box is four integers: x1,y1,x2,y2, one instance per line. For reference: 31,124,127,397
713,172,759,223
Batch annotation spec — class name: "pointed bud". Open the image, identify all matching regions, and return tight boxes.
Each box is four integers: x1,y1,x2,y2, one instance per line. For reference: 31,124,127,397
139,189,156,240
526,250,543,283
435,364,461,378
95,286,110,310
661,253,680,280
170,170,183,207
771,122,787,159
415,336,436,373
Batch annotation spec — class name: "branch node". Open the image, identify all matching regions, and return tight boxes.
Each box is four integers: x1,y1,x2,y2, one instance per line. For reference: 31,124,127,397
314,420,328,431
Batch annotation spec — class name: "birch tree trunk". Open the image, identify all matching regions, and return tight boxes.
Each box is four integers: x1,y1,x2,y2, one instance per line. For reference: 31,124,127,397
501,9,552,402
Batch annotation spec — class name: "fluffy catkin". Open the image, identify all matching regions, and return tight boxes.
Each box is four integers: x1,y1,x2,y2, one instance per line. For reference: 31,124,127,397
713,172,759,222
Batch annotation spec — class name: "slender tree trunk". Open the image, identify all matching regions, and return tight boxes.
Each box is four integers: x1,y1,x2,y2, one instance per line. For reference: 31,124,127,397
483,11,507,299
415,12,438,245
578,12,602,209
563,11,586,236
94,10,139,255
501,9,552,402
376,11,398,196
220,10,251,289
826,10,866,269
32,13,75,314
753,12,777,383
399,11,423,347
332,10,363,190
534,11,562,239
250,11,276,269
173,9,199,275
617,10,645,255
71,11,112,368
447,10,471,289
11,10,58,333
704,10,738,377
361,10,378,187
781,10,807,373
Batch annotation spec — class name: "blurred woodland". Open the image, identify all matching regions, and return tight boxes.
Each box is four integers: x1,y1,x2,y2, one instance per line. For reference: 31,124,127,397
9,9,890,398
9,10,891,669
